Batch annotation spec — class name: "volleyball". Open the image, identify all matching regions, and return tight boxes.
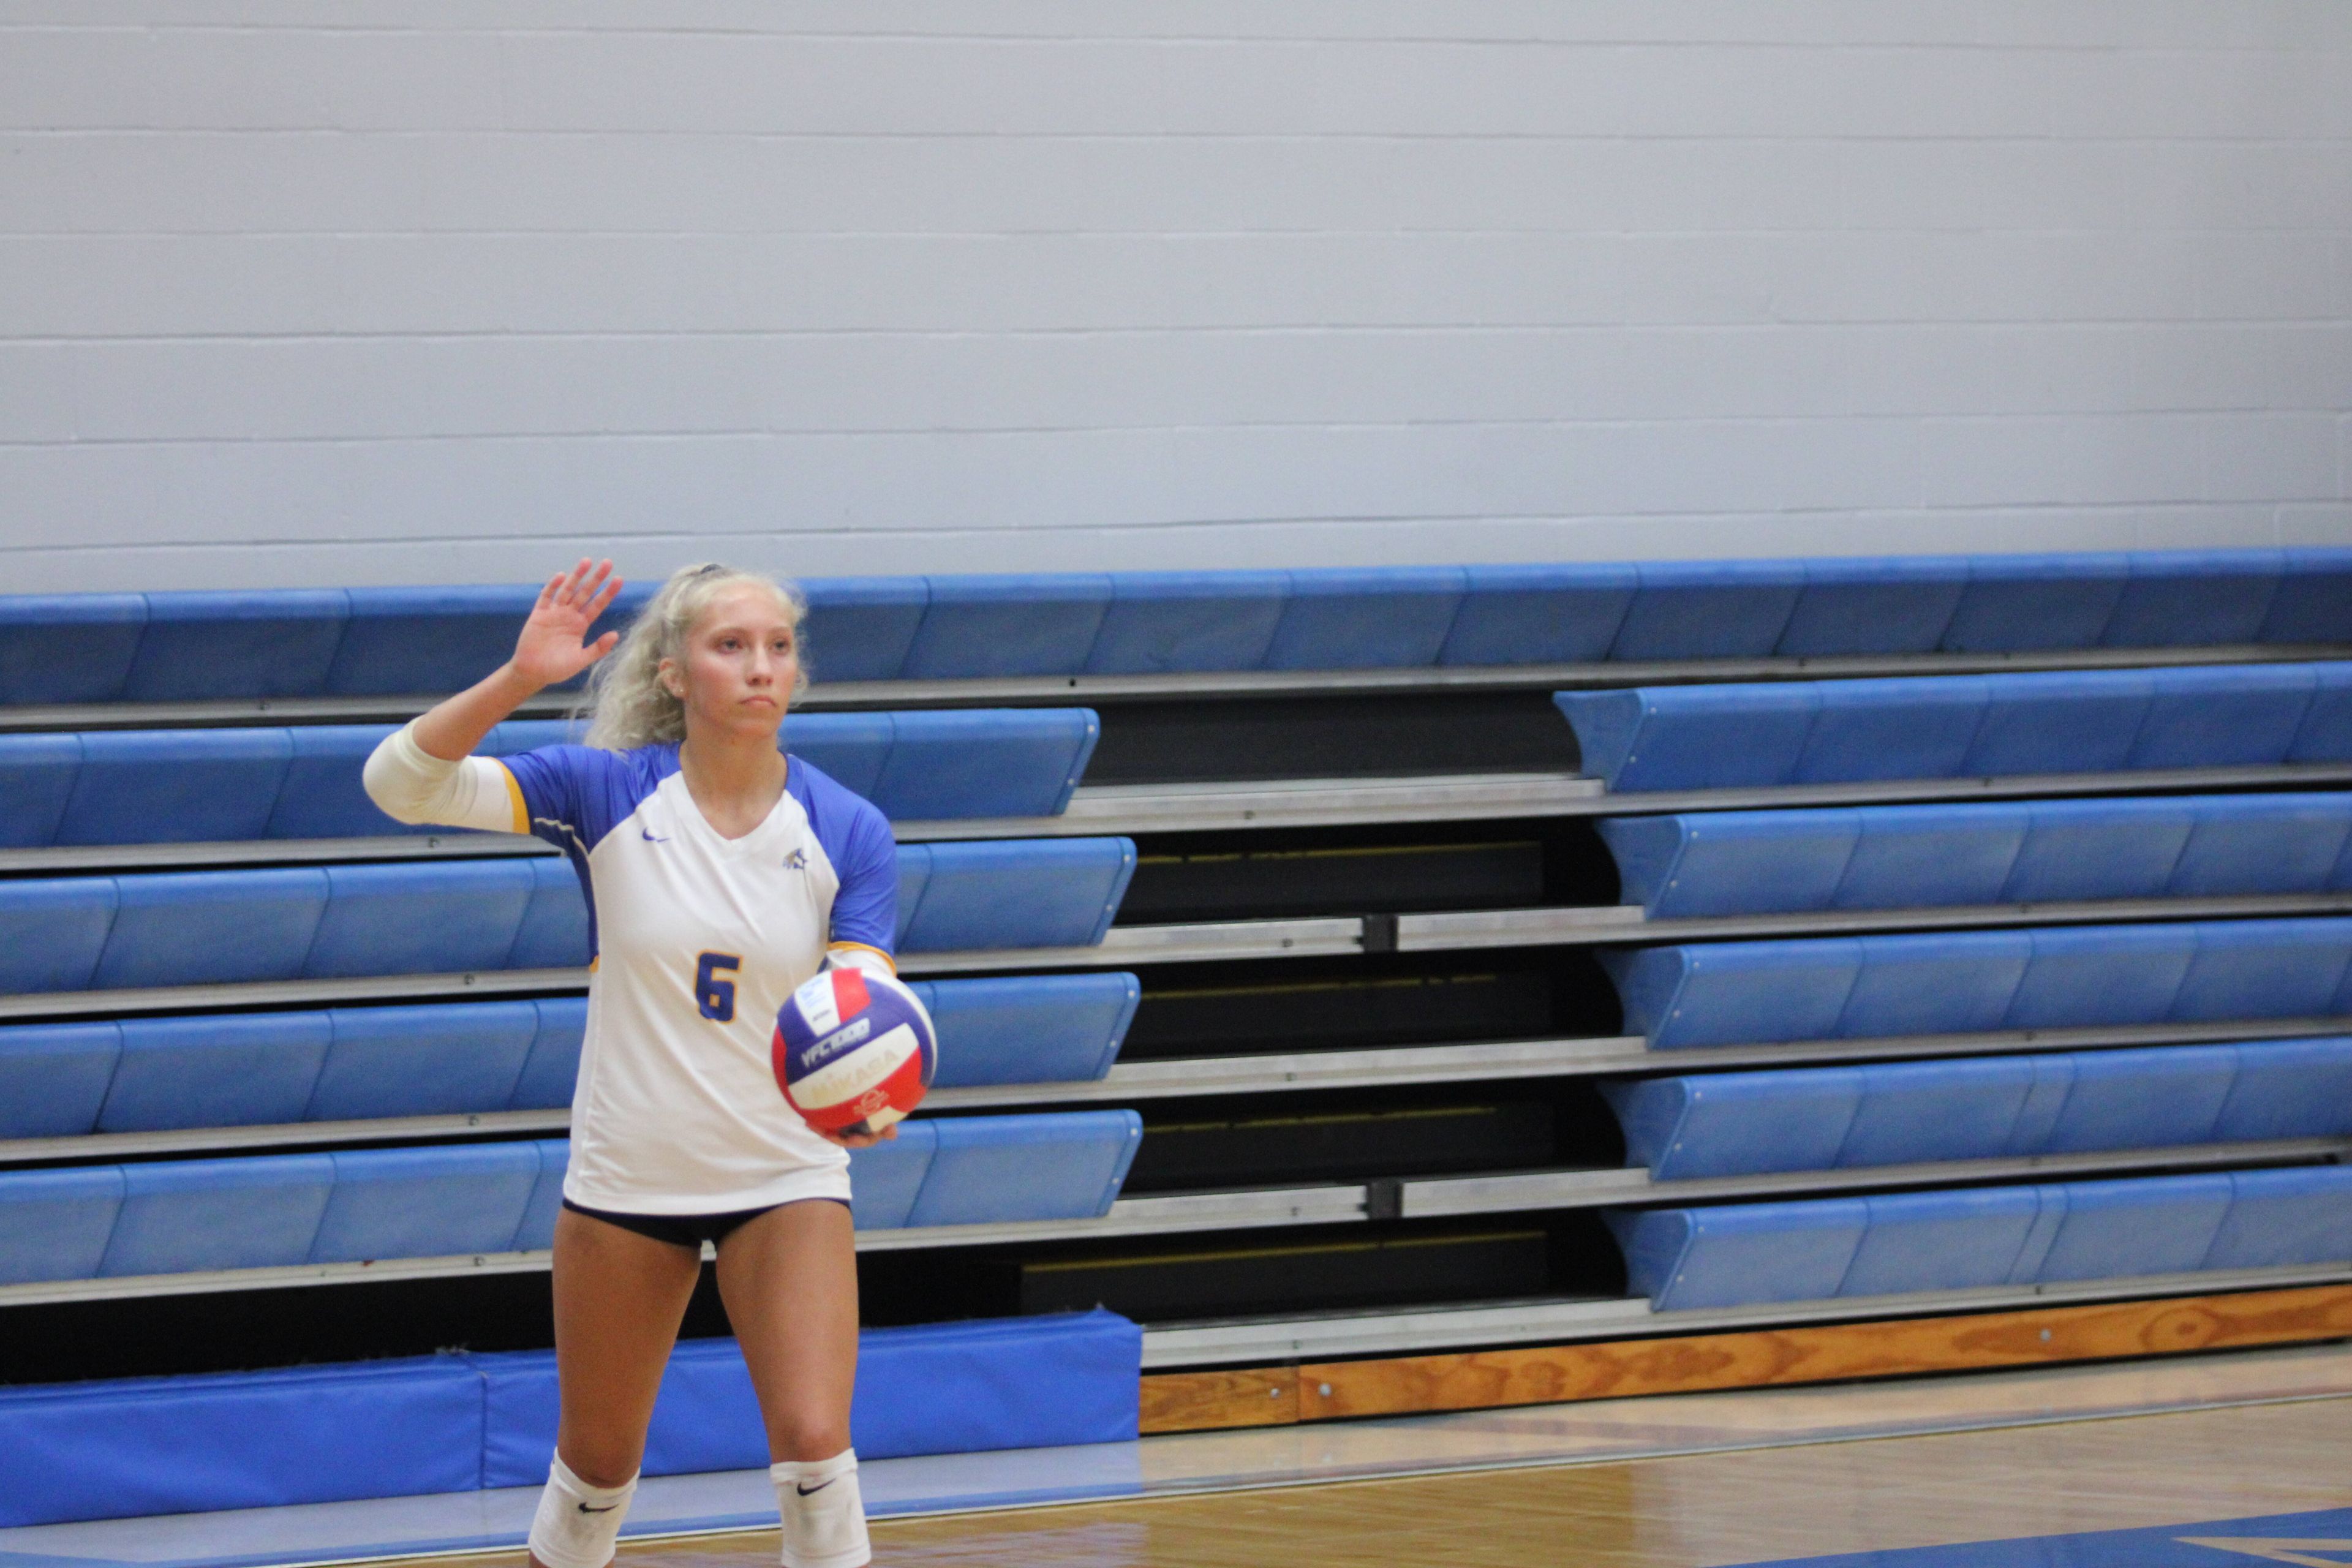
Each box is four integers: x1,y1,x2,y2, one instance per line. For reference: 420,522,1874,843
772,966,937,1135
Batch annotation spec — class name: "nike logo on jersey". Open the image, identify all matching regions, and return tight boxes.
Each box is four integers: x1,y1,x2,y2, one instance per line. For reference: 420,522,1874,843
641,827,669,842
576,1502,620,1513
784,848,807,870
796,1478,836,1496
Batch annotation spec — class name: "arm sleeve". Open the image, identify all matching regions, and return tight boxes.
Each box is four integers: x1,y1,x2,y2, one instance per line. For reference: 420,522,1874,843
825,802,899,970
361,722,528,834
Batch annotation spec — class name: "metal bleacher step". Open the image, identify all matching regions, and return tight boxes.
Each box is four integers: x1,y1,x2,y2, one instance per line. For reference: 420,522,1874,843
1135,1257,2352,1368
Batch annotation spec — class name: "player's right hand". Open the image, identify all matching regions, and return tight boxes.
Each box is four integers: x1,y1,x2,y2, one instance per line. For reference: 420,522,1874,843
511,558,625,688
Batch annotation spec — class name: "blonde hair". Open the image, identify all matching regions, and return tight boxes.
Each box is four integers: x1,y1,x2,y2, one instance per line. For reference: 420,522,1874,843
581,563,807,750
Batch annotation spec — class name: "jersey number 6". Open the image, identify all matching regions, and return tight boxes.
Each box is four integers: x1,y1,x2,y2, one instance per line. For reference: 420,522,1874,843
695,951,742,1022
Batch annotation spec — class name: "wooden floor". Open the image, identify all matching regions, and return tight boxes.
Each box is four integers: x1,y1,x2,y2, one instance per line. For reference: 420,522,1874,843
579,1384,2352,1568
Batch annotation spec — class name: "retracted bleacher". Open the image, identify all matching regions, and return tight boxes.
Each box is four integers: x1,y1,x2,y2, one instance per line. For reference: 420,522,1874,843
6,546,2352,1528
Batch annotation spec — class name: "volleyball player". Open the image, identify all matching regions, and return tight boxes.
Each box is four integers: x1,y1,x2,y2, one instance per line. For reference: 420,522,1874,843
362,559,894,1568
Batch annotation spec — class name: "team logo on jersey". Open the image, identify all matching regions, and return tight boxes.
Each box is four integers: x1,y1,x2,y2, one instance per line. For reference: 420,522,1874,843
784,848,807,870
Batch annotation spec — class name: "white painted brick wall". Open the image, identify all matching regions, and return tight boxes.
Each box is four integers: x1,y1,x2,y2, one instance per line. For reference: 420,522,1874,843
1,1,2346,591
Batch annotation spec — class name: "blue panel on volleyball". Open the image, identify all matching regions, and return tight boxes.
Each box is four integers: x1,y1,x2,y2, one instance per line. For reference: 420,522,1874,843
0,733,80,847
2043,1044,2236,1155
1833,802,2027,910
0,1355,488,1528
846,1121,936,1231
905,1110,1144,1227
1795,675,1988,783
1609,559,1806,662
2128,663,2316,770
0,1022,120,1138
1608,1197,1867,1311
311,1144,541,1264
2171,919,2352,1023
920,972,1139,1087
1838,930,2030,1039
2206,1166,2352,1271
100,1012,331,1133
328,586,543,696
2215,1036,2352,1142
0,878,116,994
509,997,589,1110
270,724,427,840
1602,1070,1863,1180
871,709,1099,820
1085,570,1289,674
2005,922,2197,1030
1963,668,2155,777
1841,1054,2040,1168
2033,1172,2234,1283
0,1167,124,1286
1842,1186,2041,1297
2291,665,2352,763
1779,556,1969,657
307,1001,539,1121
1555,685,1817,792
0,593,146,705
903,574,1112,679
100,1154,334,1276
2170,794,2352,897
1602,939,1863,1048
1439,562,1637,666
2264,550,2352,644
785,710,894,798
1264,567,1467,670
2104,549,2283,648
510,1140,570,1251
801,576,930,684
901,837,1135,952
507,858,590,970
2000,798,2197,903
59,727,292,846
1941,552,2130,652
93,869,326,991
124,590,349,701
306,861,536,979
1599,810,1860,918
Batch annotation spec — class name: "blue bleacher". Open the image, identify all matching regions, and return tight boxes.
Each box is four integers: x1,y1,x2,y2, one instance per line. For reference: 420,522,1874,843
0,709,1099,846
1600,792,2352,918
1604,918,2352,1048
0,974,1139,1138
1561,662,2352,793
1609,1164,2352,1311
0,1112,1146,1285
6,551,2345,707
1604,1036,2352,1180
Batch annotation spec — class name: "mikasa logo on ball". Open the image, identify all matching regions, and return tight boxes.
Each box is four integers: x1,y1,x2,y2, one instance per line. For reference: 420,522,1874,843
795,1025,920,1103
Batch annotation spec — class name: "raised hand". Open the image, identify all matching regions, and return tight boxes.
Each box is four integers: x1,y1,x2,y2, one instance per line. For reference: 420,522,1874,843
511,559,626,690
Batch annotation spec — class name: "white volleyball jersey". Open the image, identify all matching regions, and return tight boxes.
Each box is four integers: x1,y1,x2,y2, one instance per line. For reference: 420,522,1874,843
499,744,898,1213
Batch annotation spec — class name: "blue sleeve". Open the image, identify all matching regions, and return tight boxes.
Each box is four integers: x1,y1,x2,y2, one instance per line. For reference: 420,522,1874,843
502,745,655,854
799,767,898,958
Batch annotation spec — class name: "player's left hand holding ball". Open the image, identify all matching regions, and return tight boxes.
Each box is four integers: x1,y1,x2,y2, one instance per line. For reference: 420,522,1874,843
774,966,938,1148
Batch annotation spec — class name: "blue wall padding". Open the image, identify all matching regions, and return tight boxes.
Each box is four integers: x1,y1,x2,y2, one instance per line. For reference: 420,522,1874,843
1439,562,1637,666
799,576,931,684
903,574,1114,679
1779,557,1968,657
1999,798,2195,903
0,1167,124,1286
0,878,116,993
903,1110,1144,1227
1609,919,2352,1048
1610,559,1807,662
100,1154,337,1277
2104,549,2283,648
1611,1165,2352,1311
2127,663,2318,769
1961,669,2155,777
1795,675,1988,783
2266,549,2352,644
311,1144,541,1263
918,972,1139,1087
2295,665,2352,763
0,594,146,704
0,732,85,846
305,1001,540,1121
309,861,538,979
899,837,1136,951
100,1012,333,1133
92,869,327,990
124,591,350,702
1940,552,2132,652
1264,567,1467,671
328,587,542,697
0,1355,489,1528
869,709,1099,820
1085,570,1290,674
0,1022,121,1139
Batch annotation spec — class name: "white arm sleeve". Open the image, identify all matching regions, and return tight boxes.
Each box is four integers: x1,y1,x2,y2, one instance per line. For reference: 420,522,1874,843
825,944,897,976
361,722,526,833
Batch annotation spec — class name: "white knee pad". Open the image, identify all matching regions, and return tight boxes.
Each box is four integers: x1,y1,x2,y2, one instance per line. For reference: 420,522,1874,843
771,1449,869,1568
527,1452,638,1568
